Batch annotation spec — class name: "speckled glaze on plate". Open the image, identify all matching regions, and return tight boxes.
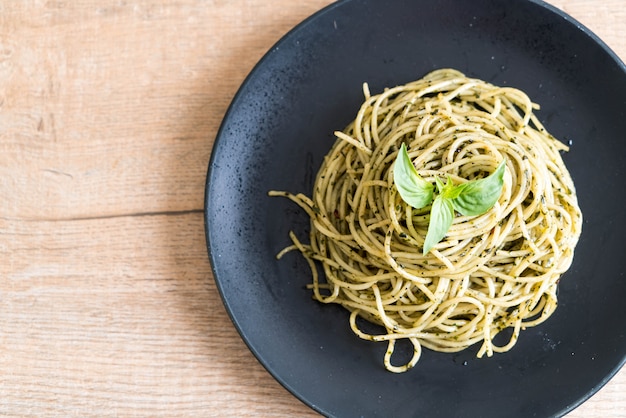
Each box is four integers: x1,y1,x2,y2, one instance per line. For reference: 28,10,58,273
204,0,626,416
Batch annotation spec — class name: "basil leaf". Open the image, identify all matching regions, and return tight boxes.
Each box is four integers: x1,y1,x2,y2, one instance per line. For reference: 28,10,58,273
393,143,434,209
452,159,506,216
440,176,467,200
435,176,445,194
423,195,454,254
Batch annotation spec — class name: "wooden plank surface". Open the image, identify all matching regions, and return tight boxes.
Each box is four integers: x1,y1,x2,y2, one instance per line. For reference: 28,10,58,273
0,1,624,416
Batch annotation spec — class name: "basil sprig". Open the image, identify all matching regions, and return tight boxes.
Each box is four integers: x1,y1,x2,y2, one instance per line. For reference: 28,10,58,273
393,143,506,254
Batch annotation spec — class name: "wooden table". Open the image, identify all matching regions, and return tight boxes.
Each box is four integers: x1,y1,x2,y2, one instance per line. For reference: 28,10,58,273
1,1,623,416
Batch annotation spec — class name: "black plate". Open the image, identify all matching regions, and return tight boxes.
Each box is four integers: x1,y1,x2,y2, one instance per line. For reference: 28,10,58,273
205,1,626,416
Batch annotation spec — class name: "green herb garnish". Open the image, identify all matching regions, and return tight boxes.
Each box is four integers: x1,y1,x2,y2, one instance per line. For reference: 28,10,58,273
393,143,506,254
393,143,434,209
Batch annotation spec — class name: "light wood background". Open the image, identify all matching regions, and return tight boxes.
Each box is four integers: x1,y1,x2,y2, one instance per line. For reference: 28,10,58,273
0,1,624,416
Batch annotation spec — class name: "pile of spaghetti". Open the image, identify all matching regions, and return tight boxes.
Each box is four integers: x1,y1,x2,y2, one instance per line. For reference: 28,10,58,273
270,69,582,372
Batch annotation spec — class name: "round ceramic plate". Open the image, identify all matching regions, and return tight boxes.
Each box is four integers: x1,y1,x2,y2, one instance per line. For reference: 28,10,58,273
204,0,626,416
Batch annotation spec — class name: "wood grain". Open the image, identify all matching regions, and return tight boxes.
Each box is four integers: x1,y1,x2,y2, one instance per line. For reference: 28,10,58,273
0,1,623,417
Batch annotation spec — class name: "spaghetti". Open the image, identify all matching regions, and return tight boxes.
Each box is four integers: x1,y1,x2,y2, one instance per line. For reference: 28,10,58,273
270,69,582,372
